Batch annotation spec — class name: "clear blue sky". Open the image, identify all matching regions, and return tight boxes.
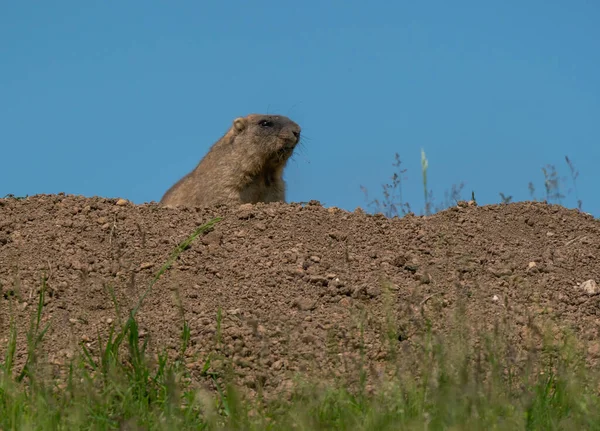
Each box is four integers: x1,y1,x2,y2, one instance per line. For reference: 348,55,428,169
2,2,598,216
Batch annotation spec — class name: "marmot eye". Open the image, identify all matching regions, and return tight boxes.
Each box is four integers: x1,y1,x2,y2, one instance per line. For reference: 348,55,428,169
259,120,274,128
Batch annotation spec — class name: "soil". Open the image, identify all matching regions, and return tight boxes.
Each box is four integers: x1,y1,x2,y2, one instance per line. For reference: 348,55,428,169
1,194,599,398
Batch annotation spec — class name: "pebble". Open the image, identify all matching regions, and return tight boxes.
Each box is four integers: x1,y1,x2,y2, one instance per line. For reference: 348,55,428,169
293,297,317,311
366,285,382,298
580,279,599,295
588,341,600,358
308,275,328,286
339,297,352,307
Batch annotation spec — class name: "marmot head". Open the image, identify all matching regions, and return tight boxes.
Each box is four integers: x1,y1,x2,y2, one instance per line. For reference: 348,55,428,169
231,114,301,166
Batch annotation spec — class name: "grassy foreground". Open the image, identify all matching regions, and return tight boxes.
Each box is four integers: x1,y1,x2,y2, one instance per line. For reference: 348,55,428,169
1,221,600,430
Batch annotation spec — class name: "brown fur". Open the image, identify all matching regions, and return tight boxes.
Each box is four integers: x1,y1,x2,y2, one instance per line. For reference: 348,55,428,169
160,114,301,207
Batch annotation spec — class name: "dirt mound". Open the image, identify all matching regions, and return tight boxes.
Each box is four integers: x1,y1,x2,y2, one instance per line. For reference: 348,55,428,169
1,195,599,396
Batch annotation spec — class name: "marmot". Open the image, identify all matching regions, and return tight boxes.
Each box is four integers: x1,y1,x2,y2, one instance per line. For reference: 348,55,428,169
160,114,301,208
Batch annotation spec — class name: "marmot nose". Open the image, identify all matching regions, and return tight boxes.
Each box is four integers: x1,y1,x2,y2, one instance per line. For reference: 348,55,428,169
293,130,300,140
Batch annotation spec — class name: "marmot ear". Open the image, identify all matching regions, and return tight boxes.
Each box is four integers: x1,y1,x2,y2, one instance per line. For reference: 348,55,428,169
233,117,247,132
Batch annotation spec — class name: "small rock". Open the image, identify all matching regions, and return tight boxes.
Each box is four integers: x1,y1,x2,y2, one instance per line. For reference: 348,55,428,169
580,279,599,295
366,285,382,298
277,379,295,400
339,297,352,307
328,231,347,241
310,255,321,263
237,205,255,219
392,255,407,267
588,341,600,358
59,349,74,359
546,231,555,237
555,292,568,303
488,267,513,277
272,359,284,371
404,264,419,273
457,200,477,208
308,275,328,286
115,198,128,206
330,278,346,288
418,272,432,284
293,297,317,311
283,250,298,263
380,261,392,270
352,285,369,299
256,324,266,336
139,262,154,270
302,334,316,344
492,295,499,302
527,261,540,274
201,231,223,246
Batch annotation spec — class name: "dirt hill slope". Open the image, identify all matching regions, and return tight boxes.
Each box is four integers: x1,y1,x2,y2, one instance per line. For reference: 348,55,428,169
1,195,599,396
